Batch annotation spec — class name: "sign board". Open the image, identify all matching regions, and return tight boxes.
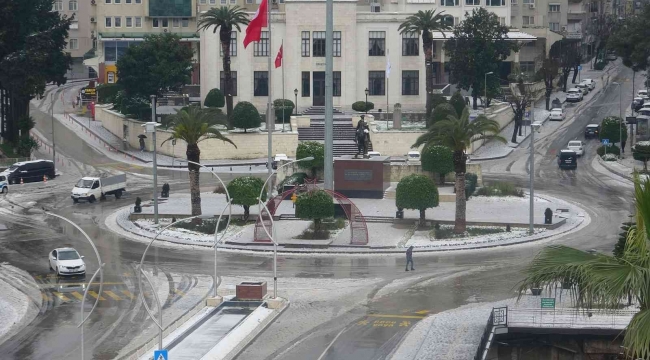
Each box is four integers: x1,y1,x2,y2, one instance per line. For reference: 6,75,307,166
291,193,297,203
344,170,373,182
525,111,530,120
541,298,556,309
627,116,637,125
602,139,610,145
83,87,96,96
153,350,168,360
578,65,582,71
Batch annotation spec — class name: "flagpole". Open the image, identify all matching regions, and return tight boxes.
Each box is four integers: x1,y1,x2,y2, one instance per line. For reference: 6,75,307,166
324,0,334,190
266,0,273,198
282,39,285,133
386,49,389,130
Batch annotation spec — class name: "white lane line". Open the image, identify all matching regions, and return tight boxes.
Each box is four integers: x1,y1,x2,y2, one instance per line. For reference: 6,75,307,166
316,326,348,360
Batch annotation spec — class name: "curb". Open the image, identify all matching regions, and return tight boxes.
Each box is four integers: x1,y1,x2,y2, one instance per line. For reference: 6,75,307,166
597,156,634,181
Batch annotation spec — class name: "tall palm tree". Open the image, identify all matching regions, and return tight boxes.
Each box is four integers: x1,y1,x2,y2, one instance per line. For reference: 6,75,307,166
412,107,504,233
163,106,235,216
198,6,249,129
517,175,650,359
398,10,451,120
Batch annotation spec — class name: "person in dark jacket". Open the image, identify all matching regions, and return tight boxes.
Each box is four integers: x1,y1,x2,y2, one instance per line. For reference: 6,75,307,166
405,246,414,271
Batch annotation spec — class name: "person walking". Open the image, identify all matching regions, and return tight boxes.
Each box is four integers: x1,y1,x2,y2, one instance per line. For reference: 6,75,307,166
405,246,414,271
139,137,145,152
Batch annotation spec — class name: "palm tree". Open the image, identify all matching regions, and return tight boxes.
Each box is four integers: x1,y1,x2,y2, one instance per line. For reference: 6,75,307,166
398,10,451,120
163,106,235,216
517,176,650,359
412,107,504,233
198,6,249,129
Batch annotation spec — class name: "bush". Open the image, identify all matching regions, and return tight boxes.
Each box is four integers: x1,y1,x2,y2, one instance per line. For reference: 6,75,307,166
596,144,620,156
474,181,524,197
429,103,457,127
594,61,606,70
204,88,225,108
421,145,453,184
449,92,467,118
295,189,334,232
232,101,261,132
173,217,229,235
227,176,266,221
602,153,618,161
296,141,325,178
96,83,120,104
599,116,627,144
352,101,375,112
633,141,650,171
465,173,478,199
16,136,40,157
273,99,295,124
431,94,447,109
17,116,35,136
396,174,439,224
277,172,309,192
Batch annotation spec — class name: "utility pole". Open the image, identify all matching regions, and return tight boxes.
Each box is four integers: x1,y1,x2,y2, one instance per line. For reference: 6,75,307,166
50,93,56,173
148,96,159,224
324,0,334,190
266,1,274,197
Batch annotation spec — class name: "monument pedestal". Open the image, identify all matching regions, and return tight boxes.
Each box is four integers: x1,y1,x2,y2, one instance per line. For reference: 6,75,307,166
334,156,390,199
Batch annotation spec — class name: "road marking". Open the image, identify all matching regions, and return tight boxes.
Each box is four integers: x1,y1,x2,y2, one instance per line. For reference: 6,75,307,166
357,319,369,326
316,326,348,360
87,291,106,301
174,289,185,297
367,314,426,319
70,291,84,300
38,282,124,288
104,291,122,301
122,290,135,299
373,320,396,327
52,292,70,301
414,310,430,315
399,320,411,327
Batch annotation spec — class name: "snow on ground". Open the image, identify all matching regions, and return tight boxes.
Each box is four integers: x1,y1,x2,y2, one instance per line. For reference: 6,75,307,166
406,224,540,248
133,218,245,244
0,263,41,346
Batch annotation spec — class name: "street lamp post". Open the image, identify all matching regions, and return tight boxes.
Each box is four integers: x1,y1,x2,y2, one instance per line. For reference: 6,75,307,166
294,88,298,116
612,82,624,157
365,88,369,114
50,93,57,173
485,72,494,109
257,157,313,299
143,120,160,224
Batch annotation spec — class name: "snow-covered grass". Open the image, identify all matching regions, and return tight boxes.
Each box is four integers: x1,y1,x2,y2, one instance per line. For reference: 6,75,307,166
133,218,245,244
407,225,543,248
0,263,41,346
602,153,618,161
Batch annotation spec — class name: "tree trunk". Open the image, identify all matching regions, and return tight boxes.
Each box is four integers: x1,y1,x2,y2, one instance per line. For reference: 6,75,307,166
314,218,321,232
243,205,249,222
419,209,426,226
512,120,519,143
221,27,234,129
439,173,445,185
472,94,478,110
571,66,579,84
452,150,467,234
423,33,434,119
187,143,202,217
545,94,550,111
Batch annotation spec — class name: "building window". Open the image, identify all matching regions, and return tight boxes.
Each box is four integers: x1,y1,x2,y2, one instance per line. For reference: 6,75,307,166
135,17,142,27
105,17,112,27
68,0,77,11
136,0,141,3
500,17,506,25
254,71,269,96
520,61,535,73
487,0,504,5
53,0,63,10
402,32,418,56
230,0,236,3
172,18,180,27
182,18,189,27
441,15,454,27
333,31,341,57
69,39,78,50
465,0,480,5
126,17,133,27
221,0,226,4
210,0,216,4
301,31,310,57
114,17,121,27
126,0,131,3
402,71,419,95
441,0,459,5
220,71,238,96
313,31,325,57
220,31,237,57
522,0,533,3
153,19,159,27
115,0,120,3
522,16,534,26
369,31,385,56
333,71,341,97
549,4,560,11
162,18,169,27
70,21,79,29
254,31,269,56
200,0,206,3
511,0,516,3
247,0,253,3
302,72,310,97
368,71,385,95
549,22,560,31
105,0,111,3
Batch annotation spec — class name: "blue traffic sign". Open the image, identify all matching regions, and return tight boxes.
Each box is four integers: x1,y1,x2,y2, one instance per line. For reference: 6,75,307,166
154,350,168,360
578,65,582,70
602,139,610,145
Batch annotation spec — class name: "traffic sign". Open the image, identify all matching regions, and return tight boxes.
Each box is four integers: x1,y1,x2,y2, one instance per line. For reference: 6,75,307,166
602,139,610,145
541,298,555,309
525,111,530,120
154,350,168,360
627,116,637,125
578,65,582,71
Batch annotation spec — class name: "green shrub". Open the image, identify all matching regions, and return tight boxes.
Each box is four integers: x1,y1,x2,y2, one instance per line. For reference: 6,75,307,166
204,88,225,108
429,103,457,127
232,101,261,132
598,116,627,144
296,189,334,232
227,176,266,221
173,217,229,235
16,136,40,157
596,144,620,156
633,141,650,171
465,173,478,199
352,101,375,112
474,181,524,197
431,94,447,109
421,145,453,184
396,174,439,224
96,83,120,104
594,61,606,70
277,172,309,192
449,92,467,118
273,98,295,124
296,141,325,178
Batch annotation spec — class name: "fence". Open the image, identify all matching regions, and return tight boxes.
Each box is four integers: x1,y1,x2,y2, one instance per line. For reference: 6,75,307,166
507,308,636,330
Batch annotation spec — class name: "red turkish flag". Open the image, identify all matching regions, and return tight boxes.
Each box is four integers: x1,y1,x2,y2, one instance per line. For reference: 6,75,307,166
274,44,283,68
243,0,268,49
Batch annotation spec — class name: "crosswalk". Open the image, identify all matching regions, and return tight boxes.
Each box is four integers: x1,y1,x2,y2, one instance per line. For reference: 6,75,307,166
41,288,138,304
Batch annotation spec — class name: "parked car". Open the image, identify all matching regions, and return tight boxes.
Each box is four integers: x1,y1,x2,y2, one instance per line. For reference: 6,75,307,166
558,150,578,170
406,151,421,164
581,79,596,90
71,174,126,203
638,89,648,99
272,153,289,170
566,88,583,102
0,160,55,185
49,248,86,277
633,97,645,112
367,151,382,158
584,124,600,138
0,174,7,194
638,106,650,117
567,140,585,156
576,83,590,95
549,108,565,121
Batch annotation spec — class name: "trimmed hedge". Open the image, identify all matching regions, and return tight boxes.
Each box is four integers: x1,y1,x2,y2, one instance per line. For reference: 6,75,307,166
596,144,620,156
352,101,375,112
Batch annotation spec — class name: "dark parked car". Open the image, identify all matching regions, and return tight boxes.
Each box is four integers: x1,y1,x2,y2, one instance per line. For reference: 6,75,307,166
558,150,578,170
584,124,599,139
1,160,55,184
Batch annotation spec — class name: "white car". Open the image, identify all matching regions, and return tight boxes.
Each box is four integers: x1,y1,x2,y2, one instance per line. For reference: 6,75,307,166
367,151,382,158
406,151,421,164
549,108,565,121
567,140,585,156
580,79,596,90
576,83,590,95
639,106,650,117
566,88,583,102
49,248,86,276
638,89,648,98
271,153,289,169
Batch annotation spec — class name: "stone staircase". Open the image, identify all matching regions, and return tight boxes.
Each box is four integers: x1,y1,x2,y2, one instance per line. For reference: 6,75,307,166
300,106,345,115
297,118,373,157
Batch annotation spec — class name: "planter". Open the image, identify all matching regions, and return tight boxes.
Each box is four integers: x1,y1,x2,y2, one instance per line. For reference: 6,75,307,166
236,281,267,300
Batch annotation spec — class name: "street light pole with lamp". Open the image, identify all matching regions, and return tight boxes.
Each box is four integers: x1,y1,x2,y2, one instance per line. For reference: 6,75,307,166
611,82,624,157
365,88,369,114
257,157,313,299
143,119,160,224
484,72,494,109
294,88,298,116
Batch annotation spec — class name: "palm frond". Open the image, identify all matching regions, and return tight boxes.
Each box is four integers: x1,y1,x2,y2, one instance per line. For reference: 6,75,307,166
624,309,650,359
164,105,234,148
197,6,249,33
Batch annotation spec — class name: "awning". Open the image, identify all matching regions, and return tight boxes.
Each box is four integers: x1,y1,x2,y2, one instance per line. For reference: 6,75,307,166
83,56,99,73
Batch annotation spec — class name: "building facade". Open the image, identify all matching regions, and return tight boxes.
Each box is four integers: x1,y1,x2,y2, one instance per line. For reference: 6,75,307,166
200,0,537,113
54,0,95,79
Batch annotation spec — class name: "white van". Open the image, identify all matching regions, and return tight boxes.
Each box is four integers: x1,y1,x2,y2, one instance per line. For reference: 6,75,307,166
407,151,421,164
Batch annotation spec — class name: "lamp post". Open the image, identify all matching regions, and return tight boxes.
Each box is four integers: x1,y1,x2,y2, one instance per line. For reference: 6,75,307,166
365,88,369,114
485,72,494,109
257,157,313,299
294,88,298,116
143,120,160,224
42,211,103,360
612,82,624,157
50,93,56,174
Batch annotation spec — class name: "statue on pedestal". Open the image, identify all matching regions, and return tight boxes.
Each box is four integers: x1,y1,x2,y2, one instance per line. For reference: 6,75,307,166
355,115,371,158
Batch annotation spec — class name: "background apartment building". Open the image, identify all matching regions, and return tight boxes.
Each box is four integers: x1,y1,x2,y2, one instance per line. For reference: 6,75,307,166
53,0,95,79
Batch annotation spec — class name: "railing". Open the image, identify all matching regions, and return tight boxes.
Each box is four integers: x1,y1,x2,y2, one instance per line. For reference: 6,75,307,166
507,308,636,330
474,307,506,360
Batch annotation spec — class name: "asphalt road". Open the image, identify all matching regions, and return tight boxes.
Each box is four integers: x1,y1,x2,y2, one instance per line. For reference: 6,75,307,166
0,65,639,360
